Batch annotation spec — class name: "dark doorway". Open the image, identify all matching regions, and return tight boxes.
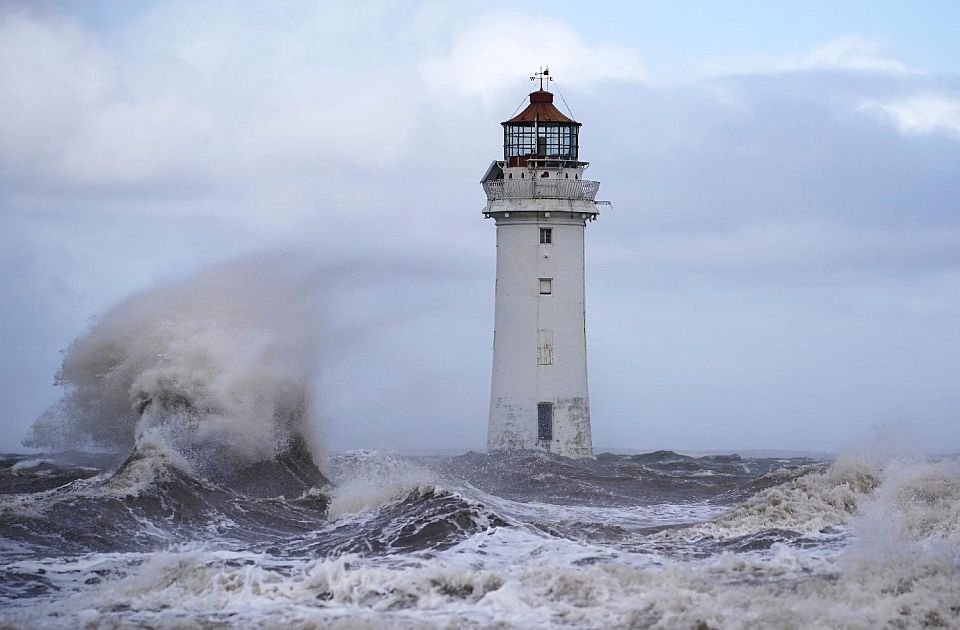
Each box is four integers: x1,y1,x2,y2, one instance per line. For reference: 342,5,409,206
537,402,554,440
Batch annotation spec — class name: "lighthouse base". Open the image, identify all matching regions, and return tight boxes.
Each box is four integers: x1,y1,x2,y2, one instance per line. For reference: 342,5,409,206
489,395,593,460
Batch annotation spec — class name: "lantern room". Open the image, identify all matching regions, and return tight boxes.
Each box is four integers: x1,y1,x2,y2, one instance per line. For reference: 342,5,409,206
502,90,581,168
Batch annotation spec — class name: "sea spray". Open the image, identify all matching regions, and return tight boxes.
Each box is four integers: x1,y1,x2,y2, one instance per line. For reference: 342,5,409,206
850,458,960,551
23,255,323,472
325,449,437,519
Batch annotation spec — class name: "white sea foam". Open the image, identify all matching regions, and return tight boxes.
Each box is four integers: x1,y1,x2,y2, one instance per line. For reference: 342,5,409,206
8,515,957,629
3,454,957,628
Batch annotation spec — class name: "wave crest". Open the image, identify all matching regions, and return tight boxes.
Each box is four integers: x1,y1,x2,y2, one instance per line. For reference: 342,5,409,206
686,455,882,540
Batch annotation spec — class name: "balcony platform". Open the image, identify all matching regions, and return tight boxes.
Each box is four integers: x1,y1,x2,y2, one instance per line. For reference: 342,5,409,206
482,179,600,202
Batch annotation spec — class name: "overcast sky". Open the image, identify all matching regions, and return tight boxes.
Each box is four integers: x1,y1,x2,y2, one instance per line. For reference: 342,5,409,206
2,0,959,455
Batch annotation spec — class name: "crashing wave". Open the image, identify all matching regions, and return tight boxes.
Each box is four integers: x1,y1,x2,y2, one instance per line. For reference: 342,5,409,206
693,455,882,539
23,256,325,481
854,459,960,549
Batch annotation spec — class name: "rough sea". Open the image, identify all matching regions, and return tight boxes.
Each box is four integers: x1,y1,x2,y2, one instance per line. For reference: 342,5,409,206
1,444,958,629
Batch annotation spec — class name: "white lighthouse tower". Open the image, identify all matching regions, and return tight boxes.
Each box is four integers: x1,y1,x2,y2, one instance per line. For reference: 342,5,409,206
482,69,605,460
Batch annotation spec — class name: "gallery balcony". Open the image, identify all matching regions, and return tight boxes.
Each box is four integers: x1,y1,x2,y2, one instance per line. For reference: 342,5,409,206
482,178,600,202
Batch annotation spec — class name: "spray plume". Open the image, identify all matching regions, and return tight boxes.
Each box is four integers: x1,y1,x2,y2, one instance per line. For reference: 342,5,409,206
24,255,323,473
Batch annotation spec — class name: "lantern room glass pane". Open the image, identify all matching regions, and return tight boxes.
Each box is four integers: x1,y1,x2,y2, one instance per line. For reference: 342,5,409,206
504,123,578,160
503,125,537,157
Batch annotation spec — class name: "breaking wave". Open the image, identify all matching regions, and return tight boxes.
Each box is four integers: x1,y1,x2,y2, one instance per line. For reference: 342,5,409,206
23,255,324,475
693,455,880,539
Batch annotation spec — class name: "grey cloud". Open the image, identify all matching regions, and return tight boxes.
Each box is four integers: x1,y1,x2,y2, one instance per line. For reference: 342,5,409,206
1,5,959,454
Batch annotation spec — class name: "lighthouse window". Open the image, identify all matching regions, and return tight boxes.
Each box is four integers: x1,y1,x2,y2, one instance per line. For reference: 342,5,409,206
539,228,552,244
538,330,554,365
539,278,552,295
538,403,554,441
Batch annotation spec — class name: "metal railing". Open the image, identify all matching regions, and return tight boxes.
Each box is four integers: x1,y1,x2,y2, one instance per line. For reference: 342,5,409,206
482,179,600,202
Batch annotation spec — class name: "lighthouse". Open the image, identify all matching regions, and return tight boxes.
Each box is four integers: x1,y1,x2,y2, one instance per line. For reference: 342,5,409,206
482,69,605,460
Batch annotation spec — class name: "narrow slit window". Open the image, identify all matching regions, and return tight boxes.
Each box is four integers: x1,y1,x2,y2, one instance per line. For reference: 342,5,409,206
539,278,552,295
538,402,554,440
539,228,552,244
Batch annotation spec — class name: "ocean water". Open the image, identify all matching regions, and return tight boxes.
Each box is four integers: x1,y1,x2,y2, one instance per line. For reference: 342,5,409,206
1,446,958,629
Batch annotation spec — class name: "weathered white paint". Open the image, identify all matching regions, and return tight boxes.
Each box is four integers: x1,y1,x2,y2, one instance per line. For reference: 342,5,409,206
484,174,599,459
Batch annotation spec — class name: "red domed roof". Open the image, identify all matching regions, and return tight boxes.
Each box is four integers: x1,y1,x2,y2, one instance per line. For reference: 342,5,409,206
503,90,580,125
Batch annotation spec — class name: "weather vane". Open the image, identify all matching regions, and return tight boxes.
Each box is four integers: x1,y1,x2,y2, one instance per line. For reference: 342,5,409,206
530,66,552,91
